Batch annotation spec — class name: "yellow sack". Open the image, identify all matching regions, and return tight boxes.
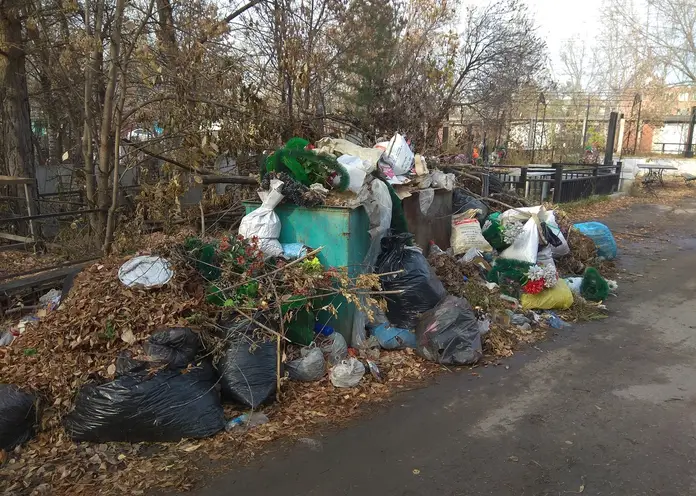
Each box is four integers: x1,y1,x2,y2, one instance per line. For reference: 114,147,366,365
521,279,574,310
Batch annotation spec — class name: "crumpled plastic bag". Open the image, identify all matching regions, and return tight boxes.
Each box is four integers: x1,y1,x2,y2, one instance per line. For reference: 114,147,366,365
0,385,36,451
377,133,414,175
239,179,284,258
286,347,326,382
500,217,539,263
337,154,370,193
453,189,488,222
415,295,482,366
330,358,365,388
320,332,348,366
376,233,447,329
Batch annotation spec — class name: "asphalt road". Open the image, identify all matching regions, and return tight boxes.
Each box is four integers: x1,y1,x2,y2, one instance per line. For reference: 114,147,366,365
196,197,696,496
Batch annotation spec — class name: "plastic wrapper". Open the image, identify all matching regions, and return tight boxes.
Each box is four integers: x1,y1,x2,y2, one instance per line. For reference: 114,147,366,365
329,358,366,388
143,327,200,369
574,222,617,260
239,179,284,258
375,233,447,329
64,362,225,442
415,295,482,366
0,385,36,451
286,347,326,382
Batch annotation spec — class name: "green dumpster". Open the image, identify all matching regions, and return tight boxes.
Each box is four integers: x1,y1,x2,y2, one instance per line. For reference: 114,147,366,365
243,202,372,342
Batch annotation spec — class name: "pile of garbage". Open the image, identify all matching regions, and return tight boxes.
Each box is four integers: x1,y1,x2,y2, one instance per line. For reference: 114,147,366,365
0,133,621,495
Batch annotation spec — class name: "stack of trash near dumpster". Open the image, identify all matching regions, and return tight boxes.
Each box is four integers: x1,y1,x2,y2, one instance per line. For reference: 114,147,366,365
0,132,620,496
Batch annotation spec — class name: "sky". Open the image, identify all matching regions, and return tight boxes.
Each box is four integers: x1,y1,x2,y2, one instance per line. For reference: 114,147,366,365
462,0,604,79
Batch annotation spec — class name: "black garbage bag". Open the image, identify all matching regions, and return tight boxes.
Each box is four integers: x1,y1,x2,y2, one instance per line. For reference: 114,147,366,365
216,340,277,408
64,361,225,442
452,188,488,223
143,327,200,369
215,317,278,408
0,385,36,451
415,295,482,366
376,233,447,329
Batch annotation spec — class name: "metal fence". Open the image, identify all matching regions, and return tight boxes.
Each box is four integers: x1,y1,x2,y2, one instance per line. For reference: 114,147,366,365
488,163,622,204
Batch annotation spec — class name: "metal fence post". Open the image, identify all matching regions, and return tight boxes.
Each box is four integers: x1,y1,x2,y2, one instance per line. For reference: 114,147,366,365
592,165,599,195
518,166,527,195
553,163,563,203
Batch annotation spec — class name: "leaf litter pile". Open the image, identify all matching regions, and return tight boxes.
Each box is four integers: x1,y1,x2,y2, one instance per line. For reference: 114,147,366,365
0,239,444,495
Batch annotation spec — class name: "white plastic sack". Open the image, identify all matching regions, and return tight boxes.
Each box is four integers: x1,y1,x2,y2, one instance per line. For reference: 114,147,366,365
330,358,365,388
379,134,414,176
239,180,284,258
118,256,173,288
500,217,539,263
337,154,369,193
451,214,493,255
499,206,569,257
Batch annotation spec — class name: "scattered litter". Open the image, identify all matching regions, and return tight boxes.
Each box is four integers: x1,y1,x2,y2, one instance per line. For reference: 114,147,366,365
225,412,270,431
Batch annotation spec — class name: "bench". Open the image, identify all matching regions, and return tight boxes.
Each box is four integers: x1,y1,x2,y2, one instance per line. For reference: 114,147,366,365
683,173,696,185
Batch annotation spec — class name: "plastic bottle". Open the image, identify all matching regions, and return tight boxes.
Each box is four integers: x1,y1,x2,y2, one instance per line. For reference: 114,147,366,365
429,241,445,257
225,412,269,431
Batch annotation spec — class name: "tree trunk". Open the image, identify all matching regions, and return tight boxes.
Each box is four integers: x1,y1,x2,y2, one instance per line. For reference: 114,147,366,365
83,0,104,238
0,0,37,228
96,0,127,237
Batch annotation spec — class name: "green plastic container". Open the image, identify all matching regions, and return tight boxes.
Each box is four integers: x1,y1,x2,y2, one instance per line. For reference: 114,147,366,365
243,202,372,342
